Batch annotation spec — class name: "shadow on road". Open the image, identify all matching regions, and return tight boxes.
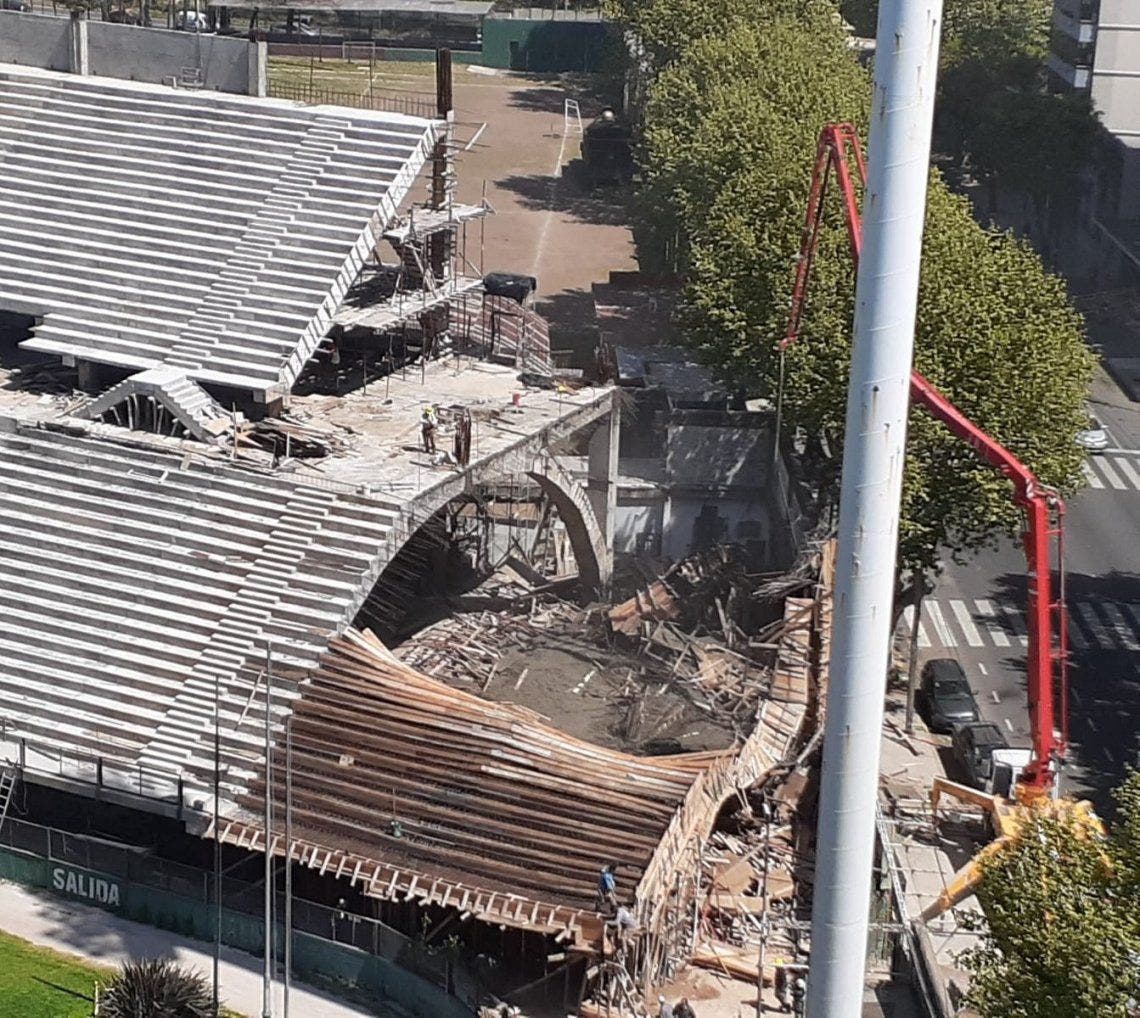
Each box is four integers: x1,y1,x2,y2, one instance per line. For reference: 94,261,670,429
987,568,1140,814
495,166,631,227
534,288,596,364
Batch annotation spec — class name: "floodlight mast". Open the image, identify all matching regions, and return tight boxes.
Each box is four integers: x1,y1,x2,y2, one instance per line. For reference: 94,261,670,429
803,3,944,1015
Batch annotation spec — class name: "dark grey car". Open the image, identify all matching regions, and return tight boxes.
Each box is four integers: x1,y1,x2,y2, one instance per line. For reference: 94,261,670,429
916,658,981,733
951,722,1009,787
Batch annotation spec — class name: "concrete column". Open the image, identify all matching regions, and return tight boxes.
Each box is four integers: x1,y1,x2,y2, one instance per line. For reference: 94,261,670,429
604,395,620,559
69,12,89,77
249,38,267,98
76,360,102,394
586,394,620,583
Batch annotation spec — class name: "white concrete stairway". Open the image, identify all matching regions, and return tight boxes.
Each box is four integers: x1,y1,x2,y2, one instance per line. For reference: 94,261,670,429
0,67,439,397
75,366,236,442
0,419,407,795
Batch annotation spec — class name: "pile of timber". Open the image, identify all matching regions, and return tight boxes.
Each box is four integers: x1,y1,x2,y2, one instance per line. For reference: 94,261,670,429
631,619,769,737
609,545,744,639
397,596,590,687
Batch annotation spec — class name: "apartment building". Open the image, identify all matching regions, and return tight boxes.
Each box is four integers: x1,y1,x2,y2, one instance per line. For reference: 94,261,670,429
1048,0,1140,275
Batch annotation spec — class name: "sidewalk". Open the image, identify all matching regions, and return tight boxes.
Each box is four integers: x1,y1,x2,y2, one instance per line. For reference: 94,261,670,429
879,686,986,1002
0,880,391,1018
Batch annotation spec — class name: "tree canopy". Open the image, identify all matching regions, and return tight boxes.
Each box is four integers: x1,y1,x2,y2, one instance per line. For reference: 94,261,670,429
961,772,1140,1018
627,3,1093,583
839,0,1097,209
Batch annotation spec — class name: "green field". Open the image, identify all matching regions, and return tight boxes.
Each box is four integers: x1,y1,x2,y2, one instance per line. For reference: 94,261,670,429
0,931,109,1018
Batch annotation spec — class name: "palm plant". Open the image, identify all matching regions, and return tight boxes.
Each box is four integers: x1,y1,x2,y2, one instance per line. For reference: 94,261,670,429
99,958,213,1018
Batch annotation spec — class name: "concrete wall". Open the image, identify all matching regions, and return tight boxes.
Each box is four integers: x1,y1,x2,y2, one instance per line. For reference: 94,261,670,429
1091,0,1140,143
0,11,72,72
0,11,266,96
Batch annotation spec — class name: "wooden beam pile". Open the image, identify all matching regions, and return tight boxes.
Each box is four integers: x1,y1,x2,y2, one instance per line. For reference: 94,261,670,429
233,629,712,936
396,597,589,687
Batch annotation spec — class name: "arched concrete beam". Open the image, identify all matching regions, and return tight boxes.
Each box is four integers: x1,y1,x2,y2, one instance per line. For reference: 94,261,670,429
525,454,610,595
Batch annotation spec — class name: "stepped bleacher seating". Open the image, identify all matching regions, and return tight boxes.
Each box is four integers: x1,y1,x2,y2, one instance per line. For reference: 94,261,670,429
0,64,438,399
0,416,405,792
75,366,237,442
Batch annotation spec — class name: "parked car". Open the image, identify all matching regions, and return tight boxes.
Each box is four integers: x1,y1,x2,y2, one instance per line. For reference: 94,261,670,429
951,722,1008,787
916,658,980,733
0,0,33,10
1076,413,1109,454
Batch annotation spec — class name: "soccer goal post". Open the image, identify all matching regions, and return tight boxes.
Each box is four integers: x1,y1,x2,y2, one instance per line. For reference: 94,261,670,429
342,41,378,65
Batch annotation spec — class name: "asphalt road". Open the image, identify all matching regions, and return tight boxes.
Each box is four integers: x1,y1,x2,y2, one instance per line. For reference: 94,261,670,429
915,368,1140,810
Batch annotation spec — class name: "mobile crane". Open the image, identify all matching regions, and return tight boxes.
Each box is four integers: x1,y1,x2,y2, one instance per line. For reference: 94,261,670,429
783,124,1101,918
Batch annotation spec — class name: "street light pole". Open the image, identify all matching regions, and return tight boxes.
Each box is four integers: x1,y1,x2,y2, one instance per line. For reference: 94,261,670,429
806,2,943,1015
284,714,293,1018
756,796,773,1017
262,641,274,1018
213,669,222,1017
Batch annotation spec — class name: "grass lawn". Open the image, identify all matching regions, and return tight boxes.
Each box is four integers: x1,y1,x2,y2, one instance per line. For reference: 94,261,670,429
0,930,109,1018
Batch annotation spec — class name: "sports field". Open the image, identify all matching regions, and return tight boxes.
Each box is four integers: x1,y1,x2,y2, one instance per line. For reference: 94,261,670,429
0,930,107,1018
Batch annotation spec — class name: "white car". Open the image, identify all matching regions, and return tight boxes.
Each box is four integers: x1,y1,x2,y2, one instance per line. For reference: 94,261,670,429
1076,414,1109,454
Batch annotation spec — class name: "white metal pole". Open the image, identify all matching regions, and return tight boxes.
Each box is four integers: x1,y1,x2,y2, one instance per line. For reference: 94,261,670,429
263,641,274,1018
284,714,293,1018
805,3,943,1016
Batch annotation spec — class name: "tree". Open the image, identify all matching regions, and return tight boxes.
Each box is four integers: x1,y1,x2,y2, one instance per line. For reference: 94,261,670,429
635,11,1093,592
603,0,758,70
838,0,1075,174
100,958,214,1018
967,90,1101,214
961,772,1140,1018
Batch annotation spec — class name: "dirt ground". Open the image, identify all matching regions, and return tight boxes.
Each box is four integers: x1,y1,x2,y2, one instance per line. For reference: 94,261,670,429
486,628,737,754
270,57,638,361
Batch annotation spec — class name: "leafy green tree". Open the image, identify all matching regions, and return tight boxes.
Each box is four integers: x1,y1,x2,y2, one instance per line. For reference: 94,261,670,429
604,0,757,70
967,90,1101,213
961,772,1140,1018
636,11,1093,592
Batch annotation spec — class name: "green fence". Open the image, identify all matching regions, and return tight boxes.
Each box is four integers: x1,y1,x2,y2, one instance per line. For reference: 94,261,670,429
0,820,472,1018
480,16,613,72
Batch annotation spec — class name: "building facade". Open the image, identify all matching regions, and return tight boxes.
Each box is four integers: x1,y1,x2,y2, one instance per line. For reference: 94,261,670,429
1048,0,1140,277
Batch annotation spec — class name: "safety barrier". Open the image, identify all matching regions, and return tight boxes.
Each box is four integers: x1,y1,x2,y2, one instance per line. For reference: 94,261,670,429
0,815,473,1018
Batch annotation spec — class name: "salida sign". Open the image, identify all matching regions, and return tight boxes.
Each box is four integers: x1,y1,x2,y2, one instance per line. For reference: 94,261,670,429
52,866,122,907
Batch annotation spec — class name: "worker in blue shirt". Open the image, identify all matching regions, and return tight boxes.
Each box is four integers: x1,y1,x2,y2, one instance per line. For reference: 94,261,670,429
596,862,618,913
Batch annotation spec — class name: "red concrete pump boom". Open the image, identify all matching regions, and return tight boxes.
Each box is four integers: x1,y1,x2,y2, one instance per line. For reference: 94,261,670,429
783,123,1067,794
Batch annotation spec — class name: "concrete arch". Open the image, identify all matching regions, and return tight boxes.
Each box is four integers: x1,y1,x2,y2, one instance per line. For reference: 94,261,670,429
525,455,610,595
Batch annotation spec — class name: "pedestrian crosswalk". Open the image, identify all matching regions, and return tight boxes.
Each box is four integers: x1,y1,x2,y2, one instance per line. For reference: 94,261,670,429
1081,454,1140,490
902,598,1140,653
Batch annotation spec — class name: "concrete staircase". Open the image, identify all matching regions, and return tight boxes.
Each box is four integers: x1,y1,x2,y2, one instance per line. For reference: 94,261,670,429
0,67,438,397
0,418,407,792
75,366,236,442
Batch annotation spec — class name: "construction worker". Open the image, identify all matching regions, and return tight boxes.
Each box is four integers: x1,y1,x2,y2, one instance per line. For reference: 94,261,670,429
595,862,618,913
791,977,806,1017
421,405,437,454
674,998,696,1018
608,900,638,954
657,996,675,1018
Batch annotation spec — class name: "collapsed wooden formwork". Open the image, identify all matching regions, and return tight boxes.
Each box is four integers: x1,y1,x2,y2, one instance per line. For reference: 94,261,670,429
207,543,835,1008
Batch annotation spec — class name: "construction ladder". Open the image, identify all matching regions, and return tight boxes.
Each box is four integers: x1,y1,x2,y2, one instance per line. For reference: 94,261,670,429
0,762,19,836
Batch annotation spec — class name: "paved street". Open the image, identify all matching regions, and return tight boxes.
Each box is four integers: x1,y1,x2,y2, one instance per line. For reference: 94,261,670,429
920,368,1140,809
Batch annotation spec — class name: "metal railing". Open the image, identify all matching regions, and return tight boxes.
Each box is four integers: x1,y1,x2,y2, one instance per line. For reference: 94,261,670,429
0,724,186,812
267,80,437,120
0,813,443,978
